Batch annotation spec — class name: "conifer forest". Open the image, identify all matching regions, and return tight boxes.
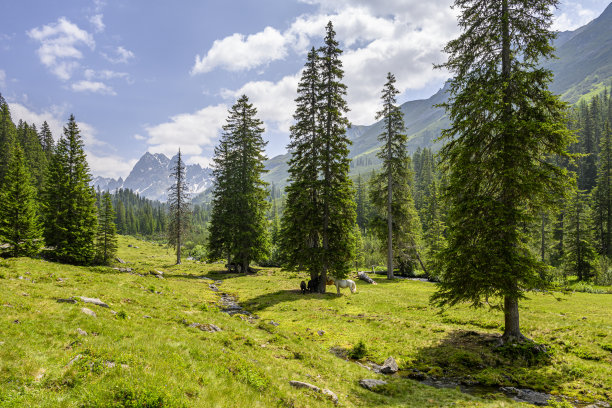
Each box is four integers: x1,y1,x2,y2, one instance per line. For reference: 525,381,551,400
1,1,612,407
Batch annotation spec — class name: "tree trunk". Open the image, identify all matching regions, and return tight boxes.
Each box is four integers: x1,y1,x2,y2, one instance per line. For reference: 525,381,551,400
387,129,394,280
319,270,327,293
502,296,526,343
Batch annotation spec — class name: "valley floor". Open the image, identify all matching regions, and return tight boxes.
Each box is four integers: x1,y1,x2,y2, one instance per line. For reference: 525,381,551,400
0,236,610,407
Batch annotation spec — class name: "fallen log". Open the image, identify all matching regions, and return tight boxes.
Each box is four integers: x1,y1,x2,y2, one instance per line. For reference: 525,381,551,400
357,271,377,284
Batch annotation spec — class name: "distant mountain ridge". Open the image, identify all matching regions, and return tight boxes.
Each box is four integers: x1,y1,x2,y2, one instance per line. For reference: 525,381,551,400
92,152,213,202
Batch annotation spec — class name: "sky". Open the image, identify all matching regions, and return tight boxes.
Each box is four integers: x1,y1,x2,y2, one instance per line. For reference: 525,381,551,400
0,0,610,179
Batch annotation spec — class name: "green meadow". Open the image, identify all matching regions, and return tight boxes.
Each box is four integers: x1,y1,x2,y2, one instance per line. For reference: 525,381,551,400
1,236,610,407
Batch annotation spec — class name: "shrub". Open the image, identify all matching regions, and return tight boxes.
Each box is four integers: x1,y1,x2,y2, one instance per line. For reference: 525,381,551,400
348,340,367,360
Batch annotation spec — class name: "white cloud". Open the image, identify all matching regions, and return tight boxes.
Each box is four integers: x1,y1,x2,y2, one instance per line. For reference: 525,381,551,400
221,74,300,133
102,46,134,64
0,69,5,88
133,133,146,140
552,2,598,31
72,80,116,95
185,155,213,168
89,14,105,32
86,153,137,179
203,1,456,125
27,17,95,81
84,68,130,81
144,104,228,158
191,26,288,74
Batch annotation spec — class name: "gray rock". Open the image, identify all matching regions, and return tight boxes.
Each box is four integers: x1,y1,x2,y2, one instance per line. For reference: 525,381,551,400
209,284,219,292
188,323,222,332
81,307,97,317
150,270,164,276
57,298,77,304
79,297,109,308
380,357,399,374
143,315,152,319
501,387,552,406
321,388,338,404
317,330,325,336
66,354,83,367
290,381,320,392
116,257,126,264
269,320,279,326
359,379,388,390
76,328,88,336
289,381,337,404
104,361,116,368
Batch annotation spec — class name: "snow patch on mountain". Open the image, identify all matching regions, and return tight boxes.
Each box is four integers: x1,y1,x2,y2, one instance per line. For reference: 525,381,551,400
92,152,213,202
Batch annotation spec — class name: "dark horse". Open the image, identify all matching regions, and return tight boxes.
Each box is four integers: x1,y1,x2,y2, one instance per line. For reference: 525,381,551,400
300,281,307,294
307,276,320,293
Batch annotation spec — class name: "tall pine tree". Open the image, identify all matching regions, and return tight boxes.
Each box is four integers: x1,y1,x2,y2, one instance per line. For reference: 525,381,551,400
167,150,191,265
0,94,17,185
39,121,55,160
281,23,356,292
0,142,43,257
42,115,98,264
281,47,325,285
95,192,118,265
368,72,421,279
432,0,574,343
592,121,612,257
208,95,269,272
316,21,356,291
563,190,596,281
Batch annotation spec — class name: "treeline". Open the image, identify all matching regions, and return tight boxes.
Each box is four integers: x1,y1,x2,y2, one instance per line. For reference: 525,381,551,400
0,94,117,264
255,86,612,287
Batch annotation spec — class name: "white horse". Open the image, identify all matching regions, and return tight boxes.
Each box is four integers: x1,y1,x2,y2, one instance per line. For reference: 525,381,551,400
330,278,357,295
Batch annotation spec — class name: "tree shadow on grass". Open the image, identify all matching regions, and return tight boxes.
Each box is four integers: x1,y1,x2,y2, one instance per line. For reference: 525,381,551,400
410,329,565,394
240,289,338,312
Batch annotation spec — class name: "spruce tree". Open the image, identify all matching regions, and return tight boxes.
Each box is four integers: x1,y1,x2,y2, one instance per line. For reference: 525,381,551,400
592,122,612,257
0,143,43,257
281,47,325,284
17,121,47,188
317,21,356,291
42,115,98,264
369,72,421,279
95,192,118,265
0,94,17,185
432,0,574,343
355,174,367,234
281,23,356,292
563,190,596,281
167,150,191,265
207,136,235,265
39,121,55,159
208,95,269,272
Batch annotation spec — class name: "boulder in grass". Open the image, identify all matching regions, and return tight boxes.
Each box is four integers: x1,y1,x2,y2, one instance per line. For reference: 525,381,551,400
380,357,398,374
188,323,222,332
290,381,338,404
81,307,97,317
79,297,109,308
321,389,338,405
359,379,388,391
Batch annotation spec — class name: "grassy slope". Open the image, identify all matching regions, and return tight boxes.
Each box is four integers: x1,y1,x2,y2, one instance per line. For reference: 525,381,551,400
1,236,610,407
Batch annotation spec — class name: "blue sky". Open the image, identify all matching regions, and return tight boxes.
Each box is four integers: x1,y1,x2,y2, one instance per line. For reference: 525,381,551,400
0,0,610,179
